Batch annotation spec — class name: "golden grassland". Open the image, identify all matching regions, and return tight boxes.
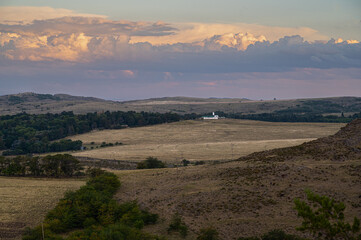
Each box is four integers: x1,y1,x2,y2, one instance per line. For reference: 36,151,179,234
0,177,85,239
70,119,344,162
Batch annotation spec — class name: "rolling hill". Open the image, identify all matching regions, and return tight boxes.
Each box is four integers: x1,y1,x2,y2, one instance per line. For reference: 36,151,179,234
0,92,360,116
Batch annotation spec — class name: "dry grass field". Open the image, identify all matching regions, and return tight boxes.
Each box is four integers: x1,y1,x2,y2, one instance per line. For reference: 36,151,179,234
70,119,344,163
113,159,361,240
0,177,85,239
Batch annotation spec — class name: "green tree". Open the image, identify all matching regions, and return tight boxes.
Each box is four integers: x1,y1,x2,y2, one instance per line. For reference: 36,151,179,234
294,190,361,240
26,156,42,176
58,154,82,176
42,155,61,177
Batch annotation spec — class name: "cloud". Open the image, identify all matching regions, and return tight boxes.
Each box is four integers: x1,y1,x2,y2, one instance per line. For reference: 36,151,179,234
0,16,177,37
0,8,360,76
199,32,267,51
0,7,360,100
130,22,329,45
0,6,107,25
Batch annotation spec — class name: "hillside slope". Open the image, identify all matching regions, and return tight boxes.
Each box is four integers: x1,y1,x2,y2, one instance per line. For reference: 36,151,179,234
115,119,361,239
240,118,361,162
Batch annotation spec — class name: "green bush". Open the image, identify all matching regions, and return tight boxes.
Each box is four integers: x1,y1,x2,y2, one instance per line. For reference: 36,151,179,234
294,190,361,240
168,213,188,238
194,161,205,165
86,172,121,196
137,157,166,169
182,159,190,166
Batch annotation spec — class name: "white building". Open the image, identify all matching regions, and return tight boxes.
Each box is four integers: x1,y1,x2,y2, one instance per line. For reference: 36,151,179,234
202,112,219,120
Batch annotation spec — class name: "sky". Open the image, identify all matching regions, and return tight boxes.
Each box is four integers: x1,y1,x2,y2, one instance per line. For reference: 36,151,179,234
0,1,360,100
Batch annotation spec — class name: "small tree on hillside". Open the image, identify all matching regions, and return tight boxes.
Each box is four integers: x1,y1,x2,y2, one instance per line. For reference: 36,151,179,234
294,190,361,240
137,157,166,169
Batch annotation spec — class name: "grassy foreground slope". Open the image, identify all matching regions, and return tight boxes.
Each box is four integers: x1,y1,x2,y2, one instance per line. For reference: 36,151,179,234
113,119,361,240
71,119,344,162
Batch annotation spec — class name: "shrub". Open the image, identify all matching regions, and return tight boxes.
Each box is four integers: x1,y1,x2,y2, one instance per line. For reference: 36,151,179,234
182,159,190,166
137,157,166,169
168,213,188,238
194,161,205,165
86,172,121,196
294,190,361,240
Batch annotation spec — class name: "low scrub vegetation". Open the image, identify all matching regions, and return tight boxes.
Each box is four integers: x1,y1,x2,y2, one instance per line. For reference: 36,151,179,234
22,171,160,240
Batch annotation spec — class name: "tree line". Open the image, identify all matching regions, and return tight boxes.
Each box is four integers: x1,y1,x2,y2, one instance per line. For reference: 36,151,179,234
0,111,194,155
212,111,361,123
0,154,83,177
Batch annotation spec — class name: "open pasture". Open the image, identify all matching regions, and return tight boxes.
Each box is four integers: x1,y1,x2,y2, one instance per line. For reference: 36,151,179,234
70,119,344,162
0,177,85,239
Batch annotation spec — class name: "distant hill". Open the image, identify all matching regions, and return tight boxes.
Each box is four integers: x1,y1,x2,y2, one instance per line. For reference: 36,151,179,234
0,92,360,116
